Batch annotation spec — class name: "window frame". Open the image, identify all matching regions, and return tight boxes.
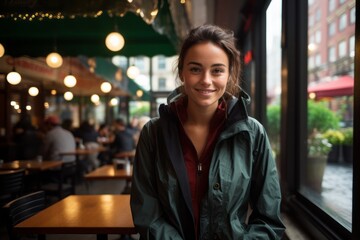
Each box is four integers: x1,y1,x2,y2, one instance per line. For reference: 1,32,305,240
280,0,358,239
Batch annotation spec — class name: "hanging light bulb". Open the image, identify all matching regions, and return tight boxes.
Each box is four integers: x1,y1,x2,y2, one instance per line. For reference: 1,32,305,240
109,97,119,106
64,57,76,87
64,91,73,101
0,43,5,58
64,74,77,88
105,32,125,52
100,82,112,93
6,71,21,85
91,94,100,104
127,65,140,79
46,52,63,68
136,90,143,98
28,87,39,96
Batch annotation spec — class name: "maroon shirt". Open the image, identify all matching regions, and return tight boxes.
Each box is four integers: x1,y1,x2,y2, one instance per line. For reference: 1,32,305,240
171,97,226,237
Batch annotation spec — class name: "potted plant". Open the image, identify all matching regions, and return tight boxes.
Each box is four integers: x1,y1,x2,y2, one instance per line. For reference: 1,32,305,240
341,127,353,163
306,131,332,193
307,100,340,135
322,129,345,163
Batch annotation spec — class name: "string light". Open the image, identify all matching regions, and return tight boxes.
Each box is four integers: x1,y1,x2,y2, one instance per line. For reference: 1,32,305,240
100,82,112,93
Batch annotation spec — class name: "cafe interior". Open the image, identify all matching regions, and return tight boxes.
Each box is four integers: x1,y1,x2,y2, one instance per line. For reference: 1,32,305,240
0,0,359,239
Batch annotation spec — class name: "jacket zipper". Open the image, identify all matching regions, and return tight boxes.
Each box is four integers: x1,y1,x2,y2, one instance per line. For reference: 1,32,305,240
197,162,202,174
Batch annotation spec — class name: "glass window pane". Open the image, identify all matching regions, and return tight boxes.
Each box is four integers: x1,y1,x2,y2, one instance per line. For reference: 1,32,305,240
266,0,282,172
304,0,354,231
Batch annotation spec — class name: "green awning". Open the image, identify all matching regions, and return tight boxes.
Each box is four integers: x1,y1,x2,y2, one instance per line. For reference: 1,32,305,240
0,11,177,57
92,57,150,101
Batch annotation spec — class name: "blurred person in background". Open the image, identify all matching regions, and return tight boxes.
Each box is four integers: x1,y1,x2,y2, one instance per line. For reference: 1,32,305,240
42,115,76,163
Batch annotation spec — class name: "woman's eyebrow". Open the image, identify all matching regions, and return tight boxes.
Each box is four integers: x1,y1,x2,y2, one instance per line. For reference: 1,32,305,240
187,62,227,67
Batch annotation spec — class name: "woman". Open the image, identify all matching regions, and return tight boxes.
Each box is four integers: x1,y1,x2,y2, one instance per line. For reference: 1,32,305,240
130,24,285,239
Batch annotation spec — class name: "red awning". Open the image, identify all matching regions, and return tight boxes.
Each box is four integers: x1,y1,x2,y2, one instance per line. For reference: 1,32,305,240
308,75,354,98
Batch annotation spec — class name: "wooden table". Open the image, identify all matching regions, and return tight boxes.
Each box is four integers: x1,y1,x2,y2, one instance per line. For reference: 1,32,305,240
85,164,132,181
15,194,136,240
0,160,62,172
85,164,133,194
59,147,107,157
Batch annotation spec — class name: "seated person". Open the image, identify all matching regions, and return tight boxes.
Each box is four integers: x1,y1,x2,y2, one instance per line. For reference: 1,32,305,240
110,118,135,161
42,115,76,163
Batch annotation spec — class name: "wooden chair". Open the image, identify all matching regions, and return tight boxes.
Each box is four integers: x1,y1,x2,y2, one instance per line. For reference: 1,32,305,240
0,169,25,208
40,161,76,202
2,190,46,240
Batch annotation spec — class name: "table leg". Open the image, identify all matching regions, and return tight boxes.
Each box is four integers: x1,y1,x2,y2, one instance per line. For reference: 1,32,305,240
96,234,108,240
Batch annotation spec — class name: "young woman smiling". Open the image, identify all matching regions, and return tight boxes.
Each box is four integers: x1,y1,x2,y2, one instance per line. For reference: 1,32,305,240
130,24,285,240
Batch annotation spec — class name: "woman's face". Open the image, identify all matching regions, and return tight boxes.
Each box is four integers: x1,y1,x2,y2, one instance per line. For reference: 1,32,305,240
180,42,229,110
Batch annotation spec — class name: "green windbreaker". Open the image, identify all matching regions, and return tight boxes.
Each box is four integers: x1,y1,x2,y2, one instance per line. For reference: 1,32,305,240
130,90,285,239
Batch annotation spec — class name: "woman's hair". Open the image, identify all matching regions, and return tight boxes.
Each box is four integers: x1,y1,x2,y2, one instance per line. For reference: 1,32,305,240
177,24,241,98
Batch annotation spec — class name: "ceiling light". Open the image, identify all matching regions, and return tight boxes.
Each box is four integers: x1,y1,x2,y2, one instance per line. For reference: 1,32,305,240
0,43,4,57
91,94,100,104
100,82,112,93
64,74,77,88
6,71,21,85
46,52,63,68
28,87,39,96
136,90,143,98
109,97,119,106
64,91,73,101
127,65,140,79
105,32,125,52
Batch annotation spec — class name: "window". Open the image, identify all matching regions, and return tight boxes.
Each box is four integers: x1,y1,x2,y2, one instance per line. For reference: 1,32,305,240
338,40,347,58
315,30,321,43
339,13,348,31
329,0,336,12
134,56,145,70
350,7,356,24
158,77,166,90
328,21,336,37
305,0,354,234
328,46,336,62
315,53,321,67
309,15,314,27
157,56,166,70
315,8,321,22
266,0,282,173
349,35,355,57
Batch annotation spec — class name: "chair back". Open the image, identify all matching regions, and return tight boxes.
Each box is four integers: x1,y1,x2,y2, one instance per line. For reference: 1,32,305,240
60,161,76,194
41,161,76,201
2,190,46,240
0,169,25,207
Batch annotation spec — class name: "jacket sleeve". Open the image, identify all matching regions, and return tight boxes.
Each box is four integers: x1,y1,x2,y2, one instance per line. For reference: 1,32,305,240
130,121,184,240
246,122,286,239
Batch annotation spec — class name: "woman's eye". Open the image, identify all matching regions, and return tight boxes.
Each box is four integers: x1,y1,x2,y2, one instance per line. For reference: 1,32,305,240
212,68,225,75
189,67,201,73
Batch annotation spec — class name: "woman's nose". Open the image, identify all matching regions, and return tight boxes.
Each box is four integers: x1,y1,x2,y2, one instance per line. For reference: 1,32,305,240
200,71,212,85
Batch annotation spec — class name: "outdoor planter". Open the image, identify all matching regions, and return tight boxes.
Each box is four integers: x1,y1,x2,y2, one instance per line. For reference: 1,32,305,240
306,155,328,193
